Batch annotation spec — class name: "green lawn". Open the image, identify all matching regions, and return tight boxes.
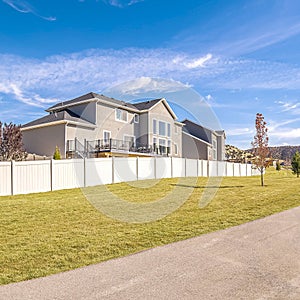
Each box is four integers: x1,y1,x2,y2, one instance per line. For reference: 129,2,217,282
1,167,299,285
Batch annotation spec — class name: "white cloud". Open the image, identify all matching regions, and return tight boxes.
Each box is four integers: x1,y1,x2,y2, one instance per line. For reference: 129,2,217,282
226,127,253,136
184,53,213,69
2,48,300,107
105,77,191,96
2,0,56,21
102,0,144,8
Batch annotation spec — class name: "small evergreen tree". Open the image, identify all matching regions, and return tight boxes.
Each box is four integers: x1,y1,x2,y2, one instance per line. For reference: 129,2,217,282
53,146,61,160
291,151,300,177
276,160,281,171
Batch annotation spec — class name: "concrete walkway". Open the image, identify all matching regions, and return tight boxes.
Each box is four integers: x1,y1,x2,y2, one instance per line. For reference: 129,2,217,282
1,207,300,300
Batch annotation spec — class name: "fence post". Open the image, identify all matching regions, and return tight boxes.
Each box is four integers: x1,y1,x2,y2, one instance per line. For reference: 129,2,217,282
84,157,87,187
50,159,53,191
112,156,115,184
171,157,173,178
136,157,139,181
185,158,187,177
239,163,241,177
154,157,157,179
207,160,210,177
11,160,14,196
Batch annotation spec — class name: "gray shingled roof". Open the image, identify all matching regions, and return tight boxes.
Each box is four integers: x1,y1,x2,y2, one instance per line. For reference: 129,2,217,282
132,99,162,110
182,119,213,144
22,109,94,128
46,92,137,112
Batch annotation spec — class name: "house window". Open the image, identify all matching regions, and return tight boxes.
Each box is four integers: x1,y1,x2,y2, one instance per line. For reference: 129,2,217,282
134,114,139,123
167,140,171,155
167,123,171,137
153,119,157,134
159,139,166,154
159,121,166,136
213,139,217,160
153,137,157,152
124,135,135,148
115,108,128,122
174,143,178,155
103,131,111,143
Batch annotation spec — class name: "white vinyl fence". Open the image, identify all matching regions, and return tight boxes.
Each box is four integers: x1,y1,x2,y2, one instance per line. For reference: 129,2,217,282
0,157,260,196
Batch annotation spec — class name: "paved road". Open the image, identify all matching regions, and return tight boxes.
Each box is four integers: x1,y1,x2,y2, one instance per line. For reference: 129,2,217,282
1,207,300,300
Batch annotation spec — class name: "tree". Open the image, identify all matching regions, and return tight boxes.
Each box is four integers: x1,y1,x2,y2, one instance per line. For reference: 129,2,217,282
53,146,61,160
251,113,270,186
0,122,27,161
291,151,300,177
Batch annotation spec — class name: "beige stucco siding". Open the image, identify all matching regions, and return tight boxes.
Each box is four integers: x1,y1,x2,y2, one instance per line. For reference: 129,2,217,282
22,124,66,158
66,125,97,142
96,102,136,142
149,101,182,157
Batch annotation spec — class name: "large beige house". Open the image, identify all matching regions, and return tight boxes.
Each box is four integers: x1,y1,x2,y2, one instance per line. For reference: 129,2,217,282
21,92,226,160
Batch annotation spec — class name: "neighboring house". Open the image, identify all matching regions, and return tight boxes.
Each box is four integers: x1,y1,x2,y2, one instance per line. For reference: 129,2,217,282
21,93,184,158
182,119,226,161
21,92,226,160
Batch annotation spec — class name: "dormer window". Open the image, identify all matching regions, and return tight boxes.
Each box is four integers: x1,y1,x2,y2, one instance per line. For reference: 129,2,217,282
115,108,128,122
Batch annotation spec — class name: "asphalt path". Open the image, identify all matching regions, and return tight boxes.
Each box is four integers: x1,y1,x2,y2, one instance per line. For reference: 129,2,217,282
1,207,300,299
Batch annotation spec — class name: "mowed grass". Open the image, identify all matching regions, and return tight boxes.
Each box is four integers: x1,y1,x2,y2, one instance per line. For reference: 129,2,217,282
1,167,300,285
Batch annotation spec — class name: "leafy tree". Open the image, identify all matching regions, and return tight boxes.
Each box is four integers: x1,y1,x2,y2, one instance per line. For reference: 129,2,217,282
276,160,281,171
0,122,27,161
291,151,300,177
53,146,61,160
251,113,270,186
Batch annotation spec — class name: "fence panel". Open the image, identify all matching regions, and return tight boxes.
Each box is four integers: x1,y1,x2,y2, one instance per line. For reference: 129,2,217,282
13,160,51,195
186,159,198,177
217,161,227,177
114,157,137,183
137,157,155,180
226,162,234,176
209,161,218,177
156,157,172,179
52,159,84,190
233,163,240,177
172,157,185,178
240,164,247,176
0,162,11,196
85,158,113,186
246,164,252,176
202,160,208,177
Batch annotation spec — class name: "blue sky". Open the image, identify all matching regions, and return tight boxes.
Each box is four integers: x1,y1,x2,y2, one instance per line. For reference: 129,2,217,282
1,0,300,148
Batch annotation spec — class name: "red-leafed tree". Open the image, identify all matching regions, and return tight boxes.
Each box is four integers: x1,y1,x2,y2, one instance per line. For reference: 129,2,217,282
251,113,270,186
0,122,27,161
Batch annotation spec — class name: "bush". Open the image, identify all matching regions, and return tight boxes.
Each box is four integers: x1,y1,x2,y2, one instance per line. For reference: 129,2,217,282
53,146,61,160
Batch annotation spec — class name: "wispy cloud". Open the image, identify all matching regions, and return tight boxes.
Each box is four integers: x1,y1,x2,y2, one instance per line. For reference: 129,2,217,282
2,48,300,108
2,0,56,21
102,0,144,8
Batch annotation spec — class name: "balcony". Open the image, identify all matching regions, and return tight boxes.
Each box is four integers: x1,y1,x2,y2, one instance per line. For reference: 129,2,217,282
66,138,170,158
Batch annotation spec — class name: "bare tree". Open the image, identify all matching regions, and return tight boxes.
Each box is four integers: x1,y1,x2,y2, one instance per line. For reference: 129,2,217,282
0,122,27,161
251,113,270,186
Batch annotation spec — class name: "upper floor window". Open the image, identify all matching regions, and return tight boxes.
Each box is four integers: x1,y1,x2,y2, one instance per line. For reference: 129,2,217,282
167,123,171,137
134,114,139,123
159,121,166,136
153,119,157,134
115,108,128,122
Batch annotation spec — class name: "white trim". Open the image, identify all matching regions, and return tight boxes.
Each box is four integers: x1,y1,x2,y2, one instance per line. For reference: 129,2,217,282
46,98,98,112
149,98,177,120
182,131,212,146
115,108,128,123
21,120,96,131
133,114,139,123
103,130,111,141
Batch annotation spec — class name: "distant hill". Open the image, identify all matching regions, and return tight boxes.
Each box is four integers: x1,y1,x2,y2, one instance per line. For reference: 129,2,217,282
267,145,300,161
244,145,300,162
